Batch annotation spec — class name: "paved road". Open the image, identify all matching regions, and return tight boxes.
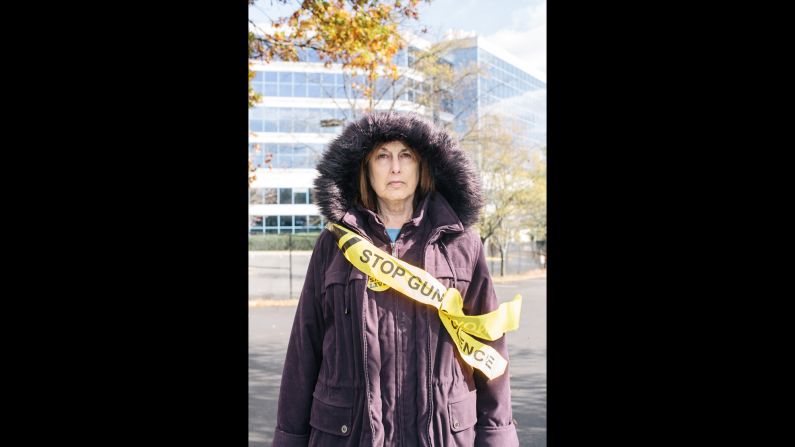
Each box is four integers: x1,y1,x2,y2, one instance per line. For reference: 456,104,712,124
249,276,546,446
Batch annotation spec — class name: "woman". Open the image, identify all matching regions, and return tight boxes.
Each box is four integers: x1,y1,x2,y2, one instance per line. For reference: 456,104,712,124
272,112,519,447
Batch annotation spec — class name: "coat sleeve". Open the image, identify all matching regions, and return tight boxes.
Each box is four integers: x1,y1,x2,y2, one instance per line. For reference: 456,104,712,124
465,236,520,447
272,230,330,447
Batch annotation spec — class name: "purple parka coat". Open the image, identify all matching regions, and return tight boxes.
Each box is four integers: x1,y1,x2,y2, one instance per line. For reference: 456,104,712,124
272,112,519,447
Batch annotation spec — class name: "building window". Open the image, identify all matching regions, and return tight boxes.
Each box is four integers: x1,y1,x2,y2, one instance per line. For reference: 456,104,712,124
278,108,292,132
293,108,308,133
279,188,292,204
293,146,309,169
249,144,264,166
278,146,293,168
249,188,263,204
293,72,307,97
293,188,308,204
263,188,277,204
249,215,263,234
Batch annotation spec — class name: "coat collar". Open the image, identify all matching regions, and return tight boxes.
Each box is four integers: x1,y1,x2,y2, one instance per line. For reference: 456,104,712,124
340,191,464,244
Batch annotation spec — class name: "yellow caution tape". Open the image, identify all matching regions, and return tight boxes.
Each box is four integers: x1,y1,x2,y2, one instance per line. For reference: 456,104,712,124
326,223,522,380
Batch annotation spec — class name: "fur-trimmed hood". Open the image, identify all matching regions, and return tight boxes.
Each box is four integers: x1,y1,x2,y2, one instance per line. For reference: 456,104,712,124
313,111,484,228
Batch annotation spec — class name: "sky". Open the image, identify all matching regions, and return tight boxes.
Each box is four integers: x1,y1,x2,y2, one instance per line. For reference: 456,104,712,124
249,0,546,78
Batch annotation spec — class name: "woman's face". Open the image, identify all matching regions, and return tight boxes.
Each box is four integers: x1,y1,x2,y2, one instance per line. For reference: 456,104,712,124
367,141,420,204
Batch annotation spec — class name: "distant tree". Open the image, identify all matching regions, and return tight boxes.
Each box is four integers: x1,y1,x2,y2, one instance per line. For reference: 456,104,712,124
460,114,545,276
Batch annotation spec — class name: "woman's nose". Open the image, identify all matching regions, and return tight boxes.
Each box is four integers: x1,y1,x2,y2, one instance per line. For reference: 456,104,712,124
391,158,401,173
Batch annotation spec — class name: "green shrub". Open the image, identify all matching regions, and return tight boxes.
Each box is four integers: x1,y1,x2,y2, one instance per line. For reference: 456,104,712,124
248,232,322,250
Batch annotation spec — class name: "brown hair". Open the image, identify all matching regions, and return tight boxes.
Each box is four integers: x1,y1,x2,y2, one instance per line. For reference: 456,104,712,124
357,140,435,212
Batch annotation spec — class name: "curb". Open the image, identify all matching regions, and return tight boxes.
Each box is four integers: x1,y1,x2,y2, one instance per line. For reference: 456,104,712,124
492,269,547,283
249,298,299,308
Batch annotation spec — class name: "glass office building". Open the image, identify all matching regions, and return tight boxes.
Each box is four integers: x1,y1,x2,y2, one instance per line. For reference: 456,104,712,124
248,31,546,235
248,31,452,234
446,35,547,151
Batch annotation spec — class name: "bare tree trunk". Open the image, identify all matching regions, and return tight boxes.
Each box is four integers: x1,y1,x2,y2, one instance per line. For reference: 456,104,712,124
500,246,506,277
493,238,506,277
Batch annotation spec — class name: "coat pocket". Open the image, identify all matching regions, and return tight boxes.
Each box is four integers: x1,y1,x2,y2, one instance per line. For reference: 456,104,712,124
432,258,473,300
309,394,353,437
323,269,350,290
448,390,478,433
322,268,351,317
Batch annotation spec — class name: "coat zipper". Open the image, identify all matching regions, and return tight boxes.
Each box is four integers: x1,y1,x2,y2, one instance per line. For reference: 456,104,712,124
338,224,377,444
342,223,462,447
422,229,439,447
386,230,404,446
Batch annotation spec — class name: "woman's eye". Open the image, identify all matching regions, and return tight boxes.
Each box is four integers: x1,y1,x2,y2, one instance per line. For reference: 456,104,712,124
400,152,412,158
378,153,389,159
